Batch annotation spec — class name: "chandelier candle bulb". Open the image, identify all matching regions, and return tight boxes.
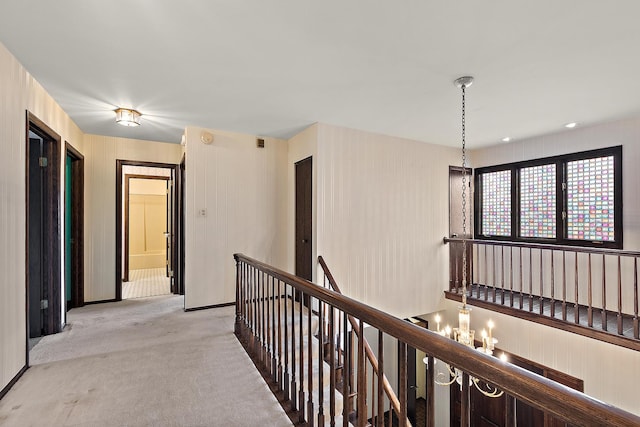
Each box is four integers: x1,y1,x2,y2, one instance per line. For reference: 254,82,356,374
435,314,441,332
481,329,487,350
488,319,494,341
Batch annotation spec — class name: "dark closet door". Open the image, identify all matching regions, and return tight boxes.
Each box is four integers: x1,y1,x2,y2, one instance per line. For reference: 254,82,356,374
295,157,313,281
28,137,44,338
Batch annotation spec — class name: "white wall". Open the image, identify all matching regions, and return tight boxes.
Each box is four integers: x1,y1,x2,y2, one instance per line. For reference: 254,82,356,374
83,134,182,302
0,41,84,393
184,127,288,309
314,123,461,318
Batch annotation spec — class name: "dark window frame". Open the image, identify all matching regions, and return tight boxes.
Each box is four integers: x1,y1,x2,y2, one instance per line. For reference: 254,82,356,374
474,145,623,249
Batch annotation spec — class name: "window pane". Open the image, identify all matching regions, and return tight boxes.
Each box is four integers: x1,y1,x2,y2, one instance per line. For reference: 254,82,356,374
481,170,511,236
566,156,615,241
520,164,556,238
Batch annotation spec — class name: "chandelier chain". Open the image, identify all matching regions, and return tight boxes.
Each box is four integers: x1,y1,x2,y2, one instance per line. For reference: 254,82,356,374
461,84,468,305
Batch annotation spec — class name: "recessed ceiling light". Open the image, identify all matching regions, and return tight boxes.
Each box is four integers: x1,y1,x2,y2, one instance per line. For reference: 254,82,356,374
502,137,511,142
114,108,141,127
565,122,577,128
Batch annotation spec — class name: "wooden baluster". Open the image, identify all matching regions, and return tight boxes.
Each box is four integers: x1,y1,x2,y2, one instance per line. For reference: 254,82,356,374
461,372,471,427
307,295,314,427
454,246,459,294
529,249,534,312
484,245,489,301
617,256,623,335
492,245,497,302
299,290,305,421
342,316,350,427
562,251,567,321
283,281,290,401
291,279,297,411
539,249,544,315
426,355,435,427
272,277,277,383
634,258,639,339
519,247,524,309
318,299,325,426
550,250,556,318
505,395,516,427
398,342,407,427
575,252,580,324
509,246,514,307
501,245,505,305
277,279,283,387
357,320,366,427
588,253,593,327
371,365,375,426
377,331,384,427
330,306,336,426
250,266,255,350
262,272,267,365
602,254,607,332
477,244,482,298
266,273,271,374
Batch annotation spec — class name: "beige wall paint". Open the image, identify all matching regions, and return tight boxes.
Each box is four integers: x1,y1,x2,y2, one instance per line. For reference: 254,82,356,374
184,127,288,309
314,123,461,318
0,41,84,393
83,134,182,302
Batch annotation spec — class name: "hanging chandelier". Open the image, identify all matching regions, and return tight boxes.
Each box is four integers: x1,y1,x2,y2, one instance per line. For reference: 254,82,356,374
430,76,507,398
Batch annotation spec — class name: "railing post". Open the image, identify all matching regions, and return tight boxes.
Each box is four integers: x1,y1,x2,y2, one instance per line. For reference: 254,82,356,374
234,255,241,335
461,372,471,427
377,331,384,427
427,355,435,427
635,258,639,339
602,254,607,332
357,320,366,427
398,342,407,427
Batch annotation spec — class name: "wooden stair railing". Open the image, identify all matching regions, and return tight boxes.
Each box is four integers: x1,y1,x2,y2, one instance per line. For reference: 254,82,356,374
318,256,409,427
234,253,640,427
444,237,640,351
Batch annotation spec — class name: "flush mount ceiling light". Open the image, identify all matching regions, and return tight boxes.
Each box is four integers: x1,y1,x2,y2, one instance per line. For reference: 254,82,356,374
565,122,577,128
114,108,141,127
502,137,511,142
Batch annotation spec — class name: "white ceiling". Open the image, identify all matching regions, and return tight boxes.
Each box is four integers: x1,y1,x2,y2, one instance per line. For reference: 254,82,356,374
1,1,640,147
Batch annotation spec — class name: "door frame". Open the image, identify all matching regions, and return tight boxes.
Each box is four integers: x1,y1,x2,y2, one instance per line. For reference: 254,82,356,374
64,142,84,311
25,111,62,355
115,160,179,301
175,154,186,295
123,174,170,283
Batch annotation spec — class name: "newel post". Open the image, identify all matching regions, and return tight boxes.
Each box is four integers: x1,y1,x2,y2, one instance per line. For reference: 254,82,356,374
234,254,241,336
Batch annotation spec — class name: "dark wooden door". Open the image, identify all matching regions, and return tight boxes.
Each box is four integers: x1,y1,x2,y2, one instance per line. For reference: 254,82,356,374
65,143,84,310
295,157,313,281
26,118,61,339
28,137,45,338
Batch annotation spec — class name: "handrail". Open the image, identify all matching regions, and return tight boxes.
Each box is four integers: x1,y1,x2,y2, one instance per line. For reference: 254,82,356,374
318,256,407,427
443,236,640,257
235,253,640,426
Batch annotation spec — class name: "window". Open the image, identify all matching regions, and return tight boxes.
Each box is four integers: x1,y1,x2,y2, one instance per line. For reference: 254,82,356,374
474,146,622,248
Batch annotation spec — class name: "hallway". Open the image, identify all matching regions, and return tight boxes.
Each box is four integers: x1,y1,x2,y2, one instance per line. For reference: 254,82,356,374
0,295,291,426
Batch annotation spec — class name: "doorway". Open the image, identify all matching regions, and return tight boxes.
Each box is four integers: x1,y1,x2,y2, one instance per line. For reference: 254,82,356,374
295,156,313,282
65,143,84,312
116,161,180,301
26,113,62,343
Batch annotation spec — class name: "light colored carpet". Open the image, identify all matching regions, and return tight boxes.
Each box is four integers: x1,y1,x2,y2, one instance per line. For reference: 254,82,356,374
123,268,171,299
0,295,292,427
